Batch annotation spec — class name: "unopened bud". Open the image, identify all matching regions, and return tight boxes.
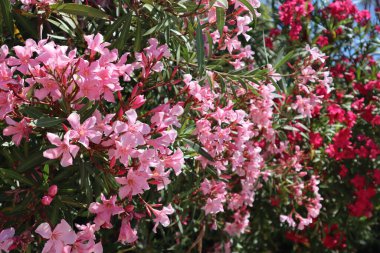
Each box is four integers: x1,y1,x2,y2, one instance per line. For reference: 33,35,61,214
48,185,58,197
41,195,53,206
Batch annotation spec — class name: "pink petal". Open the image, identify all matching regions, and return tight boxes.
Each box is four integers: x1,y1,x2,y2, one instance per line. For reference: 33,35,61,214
12,134,23,146
67,112,81,130
41,239,54,253
43,148,63,160
35,223,52,239
115,177,128,185
5,116,16,126
82,116,97,129
55,219,77,245
60,152,73,167
3,126,18,136
125,109,137,124
69,145,80,158
46,133,62,146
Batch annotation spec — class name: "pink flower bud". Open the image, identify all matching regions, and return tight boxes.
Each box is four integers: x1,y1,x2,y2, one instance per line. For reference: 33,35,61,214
130,95,146,109
41,195,53,206
48,185,58,197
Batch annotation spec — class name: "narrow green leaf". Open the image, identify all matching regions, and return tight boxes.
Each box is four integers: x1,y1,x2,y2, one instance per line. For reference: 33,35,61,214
216,7,225,36
48,18,75,38
183,138,214,162
134,18,142,52
114,13,132,51
36,117,65,128
17,151,47,173
50,3,110,19
21,106,45,119
105,14,129,41
195,18,205,74
0,168,34,186
13,13,38,39
0,0,13,37
274,50,295,70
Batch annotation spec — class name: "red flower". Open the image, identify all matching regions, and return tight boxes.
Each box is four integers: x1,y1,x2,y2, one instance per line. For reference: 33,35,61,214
309,132,323,148
316,36,329,47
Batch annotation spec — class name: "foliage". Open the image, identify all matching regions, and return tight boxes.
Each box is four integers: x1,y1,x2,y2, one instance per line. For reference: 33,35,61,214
0,0,379,252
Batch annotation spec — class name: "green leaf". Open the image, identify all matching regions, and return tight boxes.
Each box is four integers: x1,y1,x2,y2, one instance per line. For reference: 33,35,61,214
182,138,214,162
17,151,47,173
195,18,205,74
0,168,34,186
114,13,133,51
42,164,49,184
50,3,110,19
105,14,130,41
274,50,295,70
216,7,225,36
21,106,45,119
48,18,75,38
134,18,142,52
13,13,38,39
36,117,65,128
0,0,13,37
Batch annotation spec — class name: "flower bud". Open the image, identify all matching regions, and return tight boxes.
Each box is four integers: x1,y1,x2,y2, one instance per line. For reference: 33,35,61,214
48,185,58,197
41,196,53,206
130,95,146,109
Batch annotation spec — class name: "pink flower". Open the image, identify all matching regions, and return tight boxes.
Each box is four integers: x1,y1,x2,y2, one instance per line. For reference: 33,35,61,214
92,110,114,136
116,169,150,198
43,132,80,167
305,44,326,63
34,77,62,101
144,38,170,59
124,109,150,145
150,104,184,130
0,227,15,252
236,16,252,41
67,112,102,148
7,44,37,74
224,37,241,53
150,166,171,191
203,198,224,215
89,194,124,229
109,132,139,166
84,33,110,55
151,204,175,233
35,219,77,253
280,214,296,228
70,223,103,253
0,91,15,119
118,218,138,244
163,148,184,176
3,116,31,146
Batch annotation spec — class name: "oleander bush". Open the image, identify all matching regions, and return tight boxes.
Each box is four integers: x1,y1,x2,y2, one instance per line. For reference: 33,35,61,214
0,0,379,252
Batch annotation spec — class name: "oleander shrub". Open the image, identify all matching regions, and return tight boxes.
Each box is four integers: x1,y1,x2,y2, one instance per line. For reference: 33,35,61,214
0,0,379,252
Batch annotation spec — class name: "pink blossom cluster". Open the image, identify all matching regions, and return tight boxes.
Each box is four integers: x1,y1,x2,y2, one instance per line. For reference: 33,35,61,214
199,0,260,70
0,33,185,251
180,45,329,233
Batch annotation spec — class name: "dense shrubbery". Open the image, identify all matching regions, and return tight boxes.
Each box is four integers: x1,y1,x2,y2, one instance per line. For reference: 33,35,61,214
0,0,379,252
